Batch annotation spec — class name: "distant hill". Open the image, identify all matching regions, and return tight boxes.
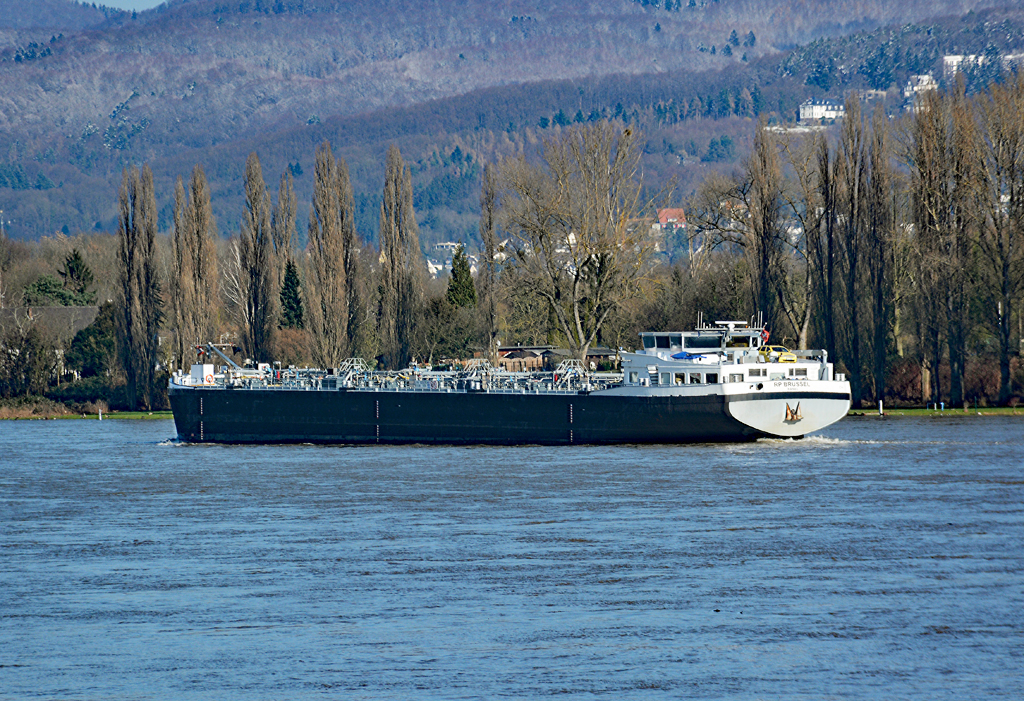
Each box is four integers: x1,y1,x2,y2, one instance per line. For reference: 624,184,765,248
0,0,1018,243
0,0,120,31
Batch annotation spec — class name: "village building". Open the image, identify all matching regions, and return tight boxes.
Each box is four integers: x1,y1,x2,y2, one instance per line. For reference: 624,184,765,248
798,99,846,122
492,345,619,372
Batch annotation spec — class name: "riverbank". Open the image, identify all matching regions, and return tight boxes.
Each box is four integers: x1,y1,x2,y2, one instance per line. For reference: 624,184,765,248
849,406,1023,417
1,410,173,420
0,397,172,420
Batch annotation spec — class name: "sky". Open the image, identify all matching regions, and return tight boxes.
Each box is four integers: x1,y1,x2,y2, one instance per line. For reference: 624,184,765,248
87,0,166,11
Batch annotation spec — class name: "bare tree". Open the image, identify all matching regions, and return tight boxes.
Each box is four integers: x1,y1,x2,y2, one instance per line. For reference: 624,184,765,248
946,85,983,408
499,122,658,360
865,105,898,403
813,131,839,363
116,165,162,410
977,74,1024,404
747,121,790,336
377,145,423,369
905,84,980,407
238,152,276,363
835,95,868,403
306,141,360,367
221,236,246,332
478,163,501,365
0,219,10,309
778,135,815,350
171,164,218,370
272,169,297,286
690,121,791,339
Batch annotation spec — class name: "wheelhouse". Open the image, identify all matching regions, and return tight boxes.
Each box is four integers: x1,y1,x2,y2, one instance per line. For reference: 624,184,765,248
624,319,836,388
638,322,764,353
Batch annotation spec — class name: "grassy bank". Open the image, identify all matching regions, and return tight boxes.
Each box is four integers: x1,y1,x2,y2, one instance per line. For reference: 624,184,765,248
0,398,173,420
850,406,1023,417
2,411,173,420
50,411,174,420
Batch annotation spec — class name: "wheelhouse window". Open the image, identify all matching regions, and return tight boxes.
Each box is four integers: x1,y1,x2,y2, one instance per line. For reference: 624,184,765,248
643,335,656,350
726,335,754,348
656,335,671,349
685,335,721,350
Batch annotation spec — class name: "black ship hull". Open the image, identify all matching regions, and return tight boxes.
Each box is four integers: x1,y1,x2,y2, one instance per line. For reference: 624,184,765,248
169,386,768,445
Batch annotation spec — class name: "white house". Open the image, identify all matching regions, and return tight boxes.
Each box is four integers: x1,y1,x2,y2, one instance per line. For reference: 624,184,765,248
799,99,845,122
902,73,937,98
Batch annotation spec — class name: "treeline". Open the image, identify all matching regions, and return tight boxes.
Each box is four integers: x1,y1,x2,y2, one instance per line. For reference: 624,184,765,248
0,141,483,410
3,80,1024,411
678,77,1024,407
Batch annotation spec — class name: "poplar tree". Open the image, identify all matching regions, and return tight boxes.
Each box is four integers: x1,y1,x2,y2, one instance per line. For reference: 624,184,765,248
306,141,359,367
865,105,897,403
906,84,979,406
478,163,501,365
836,95,868,404
116,164,162,410
377,144,424,369
238,152,276,363
272,169,297,286
813,132,838,365
977,74,1024,404
690,121,789,340
171,164,218,370
746,120,788,335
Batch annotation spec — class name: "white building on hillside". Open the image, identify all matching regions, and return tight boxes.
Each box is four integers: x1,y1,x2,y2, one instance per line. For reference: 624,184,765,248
944,53,1024,79
799,99,845,122
903,73,937,98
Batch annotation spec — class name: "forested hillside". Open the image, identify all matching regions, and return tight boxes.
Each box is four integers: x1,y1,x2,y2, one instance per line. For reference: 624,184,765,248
0,0,118,31
0,0,1018,242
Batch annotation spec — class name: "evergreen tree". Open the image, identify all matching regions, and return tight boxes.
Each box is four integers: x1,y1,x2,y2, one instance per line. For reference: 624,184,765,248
23,249,96,306
23,275,79,306
279,258,304,329
446,245,477,308
65,301,117,378
59,249,95,302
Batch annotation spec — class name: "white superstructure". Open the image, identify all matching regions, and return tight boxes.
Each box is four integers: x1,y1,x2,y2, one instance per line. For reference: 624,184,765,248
615,319,851,437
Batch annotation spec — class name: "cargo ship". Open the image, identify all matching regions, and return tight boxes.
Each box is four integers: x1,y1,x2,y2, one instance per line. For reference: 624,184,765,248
169,319,851,444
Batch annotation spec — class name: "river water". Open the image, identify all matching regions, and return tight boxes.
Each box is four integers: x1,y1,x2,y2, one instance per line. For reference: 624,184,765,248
2,416,1022,699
